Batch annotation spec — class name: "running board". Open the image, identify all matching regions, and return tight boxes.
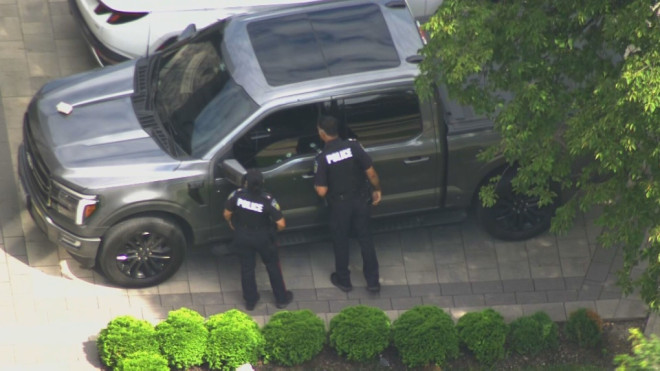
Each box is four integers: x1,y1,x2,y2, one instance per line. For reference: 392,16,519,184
276,208,467,247
208,209,468,256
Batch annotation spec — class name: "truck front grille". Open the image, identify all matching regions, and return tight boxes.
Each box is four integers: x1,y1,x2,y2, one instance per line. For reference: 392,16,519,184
23,113,52,206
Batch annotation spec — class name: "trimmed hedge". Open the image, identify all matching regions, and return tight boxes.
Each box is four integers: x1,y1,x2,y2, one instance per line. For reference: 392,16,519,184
508,311,559,356
96,315,159,368
262,309,326,366
114,351,169,371
204,309,265,371
329,305,391,362
97,305,633,369
155,307,208,369
566,308,603,349
456,308,508,366
392,305,459,367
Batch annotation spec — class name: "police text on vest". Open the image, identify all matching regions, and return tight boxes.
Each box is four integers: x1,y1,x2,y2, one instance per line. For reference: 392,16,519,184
326,148,353,164
237,198,264,212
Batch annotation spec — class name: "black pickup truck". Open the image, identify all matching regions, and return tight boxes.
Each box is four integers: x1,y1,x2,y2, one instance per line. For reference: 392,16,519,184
18,0,557,287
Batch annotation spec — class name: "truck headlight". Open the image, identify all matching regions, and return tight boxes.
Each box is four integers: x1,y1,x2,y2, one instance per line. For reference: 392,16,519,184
51,181,98,225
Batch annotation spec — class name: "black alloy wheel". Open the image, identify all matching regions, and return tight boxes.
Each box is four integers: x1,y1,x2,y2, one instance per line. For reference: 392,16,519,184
476,169,559,241
99,217,186,287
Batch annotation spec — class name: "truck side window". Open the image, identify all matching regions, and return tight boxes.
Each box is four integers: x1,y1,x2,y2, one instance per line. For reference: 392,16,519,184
233,104,322,169
340,90,422,147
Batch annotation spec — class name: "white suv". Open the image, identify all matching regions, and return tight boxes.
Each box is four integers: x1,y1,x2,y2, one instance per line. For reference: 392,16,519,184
68,0,443,66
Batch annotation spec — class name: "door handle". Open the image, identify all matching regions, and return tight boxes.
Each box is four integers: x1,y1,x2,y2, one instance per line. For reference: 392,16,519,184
302,173,315,179
403,156,429,164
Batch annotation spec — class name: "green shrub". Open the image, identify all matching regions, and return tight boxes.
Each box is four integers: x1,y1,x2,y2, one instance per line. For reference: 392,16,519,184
262,309,326,366
204,309,265,370
392,305,459,368
329,305,391,362
614,328,660,370
155,307,208,369
96,315,159,368
508,311,559,356
565,308,603,349
115,351,169,371
456,308,508,366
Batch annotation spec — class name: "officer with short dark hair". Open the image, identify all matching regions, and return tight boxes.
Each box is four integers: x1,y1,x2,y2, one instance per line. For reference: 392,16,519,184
314,115,382,293
224,169,293,310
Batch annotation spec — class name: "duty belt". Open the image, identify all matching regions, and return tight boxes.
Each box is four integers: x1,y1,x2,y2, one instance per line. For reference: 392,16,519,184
236,225,270,231
330,191,357,201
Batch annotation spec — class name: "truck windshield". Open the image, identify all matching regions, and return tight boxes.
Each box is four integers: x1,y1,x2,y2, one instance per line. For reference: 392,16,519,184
154,27,258,158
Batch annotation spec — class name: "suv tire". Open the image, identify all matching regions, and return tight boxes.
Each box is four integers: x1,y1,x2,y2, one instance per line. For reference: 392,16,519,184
476,169,559,241
99,217,186,287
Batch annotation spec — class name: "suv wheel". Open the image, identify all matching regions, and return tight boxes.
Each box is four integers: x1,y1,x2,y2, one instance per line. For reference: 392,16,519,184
476,169,559,241
99,217,186,287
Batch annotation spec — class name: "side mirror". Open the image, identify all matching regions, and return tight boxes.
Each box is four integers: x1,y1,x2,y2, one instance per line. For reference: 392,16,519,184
221,159,246,187
177,24,197,42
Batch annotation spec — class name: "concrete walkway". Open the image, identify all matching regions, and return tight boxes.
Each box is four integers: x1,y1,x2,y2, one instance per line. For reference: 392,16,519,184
0,0,652,369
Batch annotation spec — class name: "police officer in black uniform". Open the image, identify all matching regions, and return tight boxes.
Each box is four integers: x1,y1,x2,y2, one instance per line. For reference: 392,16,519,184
314,115,382,293
224,169,294,310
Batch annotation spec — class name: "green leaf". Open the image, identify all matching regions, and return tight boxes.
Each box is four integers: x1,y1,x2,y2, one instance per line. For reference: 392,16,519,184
418,0,660,312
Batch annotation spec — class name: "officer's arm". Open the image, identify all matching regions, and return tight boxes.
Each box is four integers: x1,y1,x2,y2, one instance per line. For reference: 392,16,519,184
365,166,382,205
313,155,328,198
223,209,234,230
315,185,328,198
275,217,286,231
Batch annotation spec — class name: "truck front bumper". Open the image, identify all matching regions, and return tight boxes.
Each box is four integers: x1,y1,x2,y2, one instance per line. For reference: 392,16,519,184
18,144,100,268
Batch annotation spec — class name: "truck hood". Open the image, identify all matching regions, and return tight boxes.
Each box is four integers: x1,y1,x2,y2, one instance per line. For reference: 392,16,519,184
28,60,181,189
101,0,322,13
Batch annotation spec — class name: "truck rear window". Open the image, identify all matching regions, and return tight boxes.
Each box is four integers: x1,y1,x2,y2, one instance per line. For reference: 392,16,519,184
247,3,400,86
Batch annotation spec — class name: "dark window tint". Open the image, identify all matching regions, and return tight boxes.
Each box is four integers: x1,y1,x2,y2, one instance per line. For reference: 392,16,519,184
340,89,422,147
153,22,259,158
233,104,322,169
248,4,400,86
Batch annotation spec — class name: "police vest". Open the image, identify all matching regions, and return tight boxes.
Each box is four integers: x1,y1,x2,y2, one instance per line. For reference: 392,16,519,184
232,190,273,230
323,140,367,198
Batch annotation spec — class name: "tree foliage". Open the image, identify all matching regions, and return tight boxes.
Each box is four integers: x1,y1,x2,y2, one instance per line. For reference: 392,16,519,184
417,0,660,310
614,328,660,370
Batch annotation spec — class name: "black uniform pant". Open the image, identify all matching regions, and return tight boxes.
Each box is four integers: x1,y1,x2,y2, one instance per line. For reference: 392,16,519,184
233,230,288,304
329,195,379,287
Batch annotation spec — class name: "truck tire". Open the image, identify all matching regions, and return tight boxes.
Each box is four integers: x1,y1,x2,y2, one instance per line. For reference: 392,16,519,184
99,217,186,288
476,169,558,241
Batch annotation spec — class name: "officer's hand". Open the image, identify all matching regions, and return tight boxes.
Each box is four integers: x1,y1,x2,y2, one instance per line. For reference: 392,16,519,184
371,190,381,205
